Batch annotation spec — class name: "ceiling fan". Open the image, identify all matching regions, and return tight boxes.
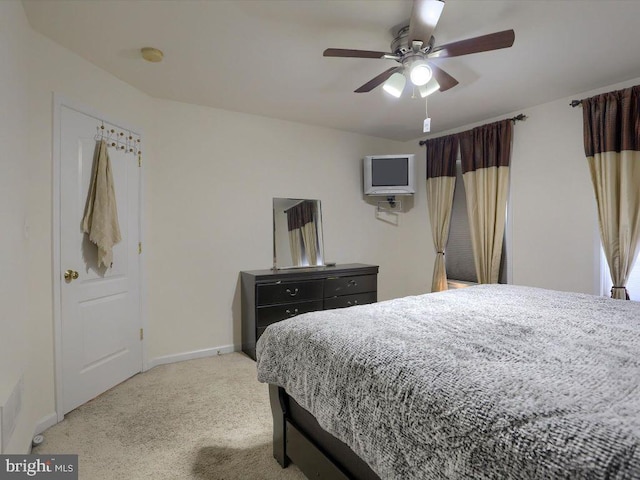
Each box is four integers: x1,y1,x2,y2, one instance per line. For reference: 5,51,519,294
323,0,515,98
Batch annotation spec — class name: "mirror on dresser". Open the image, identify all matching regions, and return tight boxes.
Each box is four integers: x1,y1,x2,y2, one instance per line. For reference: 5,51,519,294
273,198,324,269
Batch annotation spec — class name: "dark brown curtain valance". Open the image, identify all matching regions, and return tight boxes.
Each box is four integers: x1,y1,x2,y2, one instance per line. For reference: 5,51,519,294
582,85,640,157
286,201,315,231
425,134,458,178
458,119,512,173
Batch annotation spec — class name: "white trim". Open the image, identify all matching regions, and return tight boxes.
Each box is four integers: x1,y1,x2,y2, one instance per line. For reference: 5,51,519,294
33,413,58,437
27,412,58,453
596,225,607,297
505,151,515,285
599,246,608,297
140,153,149,372
51,93,145,422
147,345,241,370
52,94,63,423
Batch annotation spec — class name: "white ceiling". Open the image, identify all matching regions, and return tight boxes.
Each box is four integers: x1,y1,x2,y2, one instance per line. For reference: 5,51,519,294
22,0,640,141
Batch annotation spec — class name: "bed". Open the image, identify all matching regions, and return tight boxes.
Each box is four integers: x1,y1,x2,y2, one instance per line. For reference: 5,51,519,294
256,284,640,480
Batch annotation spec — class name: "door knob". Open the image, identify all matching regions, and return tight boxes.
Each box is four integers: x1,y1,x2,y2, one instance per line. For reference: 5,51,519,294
64,269,79,281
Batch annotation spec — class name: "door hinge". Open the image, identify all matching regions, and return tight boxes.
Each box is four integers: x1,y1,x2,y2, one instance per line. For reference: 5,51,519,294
138,155,142,167
138,242,142,254
140,328,144,341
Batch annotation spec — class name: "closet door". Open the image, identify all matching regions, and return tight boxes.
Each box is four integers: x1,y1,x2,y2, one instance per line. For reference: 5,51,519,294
58,103,142,414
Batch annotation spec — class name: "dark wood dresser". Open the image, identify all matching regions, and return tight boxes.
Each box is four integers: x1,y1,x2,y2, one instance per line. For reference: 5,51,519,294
241,263,378,360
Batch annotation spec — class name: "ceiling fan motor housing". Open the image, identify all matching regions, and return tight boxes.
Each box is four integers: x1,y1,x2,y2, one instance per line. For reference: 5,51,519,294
391,25,435,56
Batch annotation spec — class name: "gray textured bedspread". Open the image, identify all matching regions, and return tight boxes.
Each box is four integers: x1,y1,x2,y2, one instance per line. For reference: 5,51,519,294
256,285,640,480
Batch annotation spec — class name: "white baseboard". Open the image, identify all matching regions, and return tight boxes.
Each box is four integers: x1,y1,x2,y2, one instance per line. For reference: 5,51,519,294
29,411,59,451
146,344,240,371
35,412,58,436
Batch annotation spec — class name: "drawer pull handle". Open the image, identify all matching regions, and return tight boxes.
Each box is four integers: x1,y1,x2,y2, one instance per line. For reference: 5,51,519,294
285,308,299,317
347,300,359,306
347,280,358,287
286,288,299,296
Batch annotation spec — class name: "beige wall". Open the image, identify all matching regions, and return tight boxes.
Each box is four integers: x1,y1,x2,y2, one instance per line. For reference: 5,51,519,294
3,0,638,454
508,95,599,293
2,3,152,452
145,99,429,359
0,0,30,451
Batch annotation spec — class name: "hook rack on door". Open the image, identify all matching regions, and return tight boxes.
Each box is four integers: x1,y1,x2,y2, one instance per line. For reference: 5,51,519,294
94,121,142,156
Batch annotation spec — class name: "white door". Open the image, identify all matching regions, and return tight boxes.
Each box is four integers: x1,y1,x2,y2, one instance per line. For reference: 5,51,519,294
59,104,142,414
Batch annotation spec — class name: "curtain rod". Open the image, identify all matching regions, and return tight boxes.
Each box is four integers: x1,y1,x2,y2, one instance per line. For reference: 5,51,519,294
418,113,527,146
570,100,582,107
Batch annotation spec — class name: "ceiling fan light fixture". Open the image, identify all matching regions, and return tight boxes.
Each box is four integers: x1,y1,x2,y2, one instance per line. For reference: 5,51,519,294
419,78,440,98
409,61,432,86
382,72,406,98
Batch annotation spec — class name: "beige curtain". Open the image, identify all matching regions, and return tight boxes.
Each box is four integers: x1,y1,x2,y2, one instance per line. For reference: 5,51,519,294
288,229,303,266
301,221,318,265
425,135,458,292
582,86,640,300
286,201,317,266
458,120,512,284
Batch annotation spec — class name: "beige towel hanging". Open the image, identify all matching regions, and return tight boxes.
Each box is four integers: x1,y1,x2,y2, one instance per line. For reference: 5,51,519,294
82,140,122,268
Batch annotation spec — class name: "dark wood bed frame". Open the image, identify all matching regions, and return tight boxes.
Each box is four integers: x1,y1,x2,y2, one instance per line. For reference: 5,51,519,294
269,384,381,480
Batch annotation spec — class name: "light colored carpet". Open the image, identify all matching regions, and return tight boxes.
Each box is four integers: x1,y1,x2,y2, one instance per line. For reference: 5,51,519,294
33,353,306,480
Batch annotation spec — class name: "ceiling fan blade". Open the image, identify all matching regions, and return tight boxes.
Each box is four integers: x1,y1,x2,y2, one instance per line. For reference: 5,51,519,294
408,0,445,46
429,64,458,92
323,48,390,59
429,29,515,58
355,67,403,93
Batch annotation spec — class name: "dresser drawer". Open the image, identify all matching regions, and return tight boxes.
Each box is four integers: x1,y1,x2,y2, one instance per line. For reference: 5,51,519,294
324,292,377,310
256,279,323,306
324,274,377,297
257,300,324,328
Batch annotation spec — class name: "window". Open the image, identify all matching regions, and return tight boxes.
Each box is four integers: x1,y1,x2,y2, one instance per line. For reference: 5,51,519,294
446,160,477,283
446,159,508,285
600,250,640,301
